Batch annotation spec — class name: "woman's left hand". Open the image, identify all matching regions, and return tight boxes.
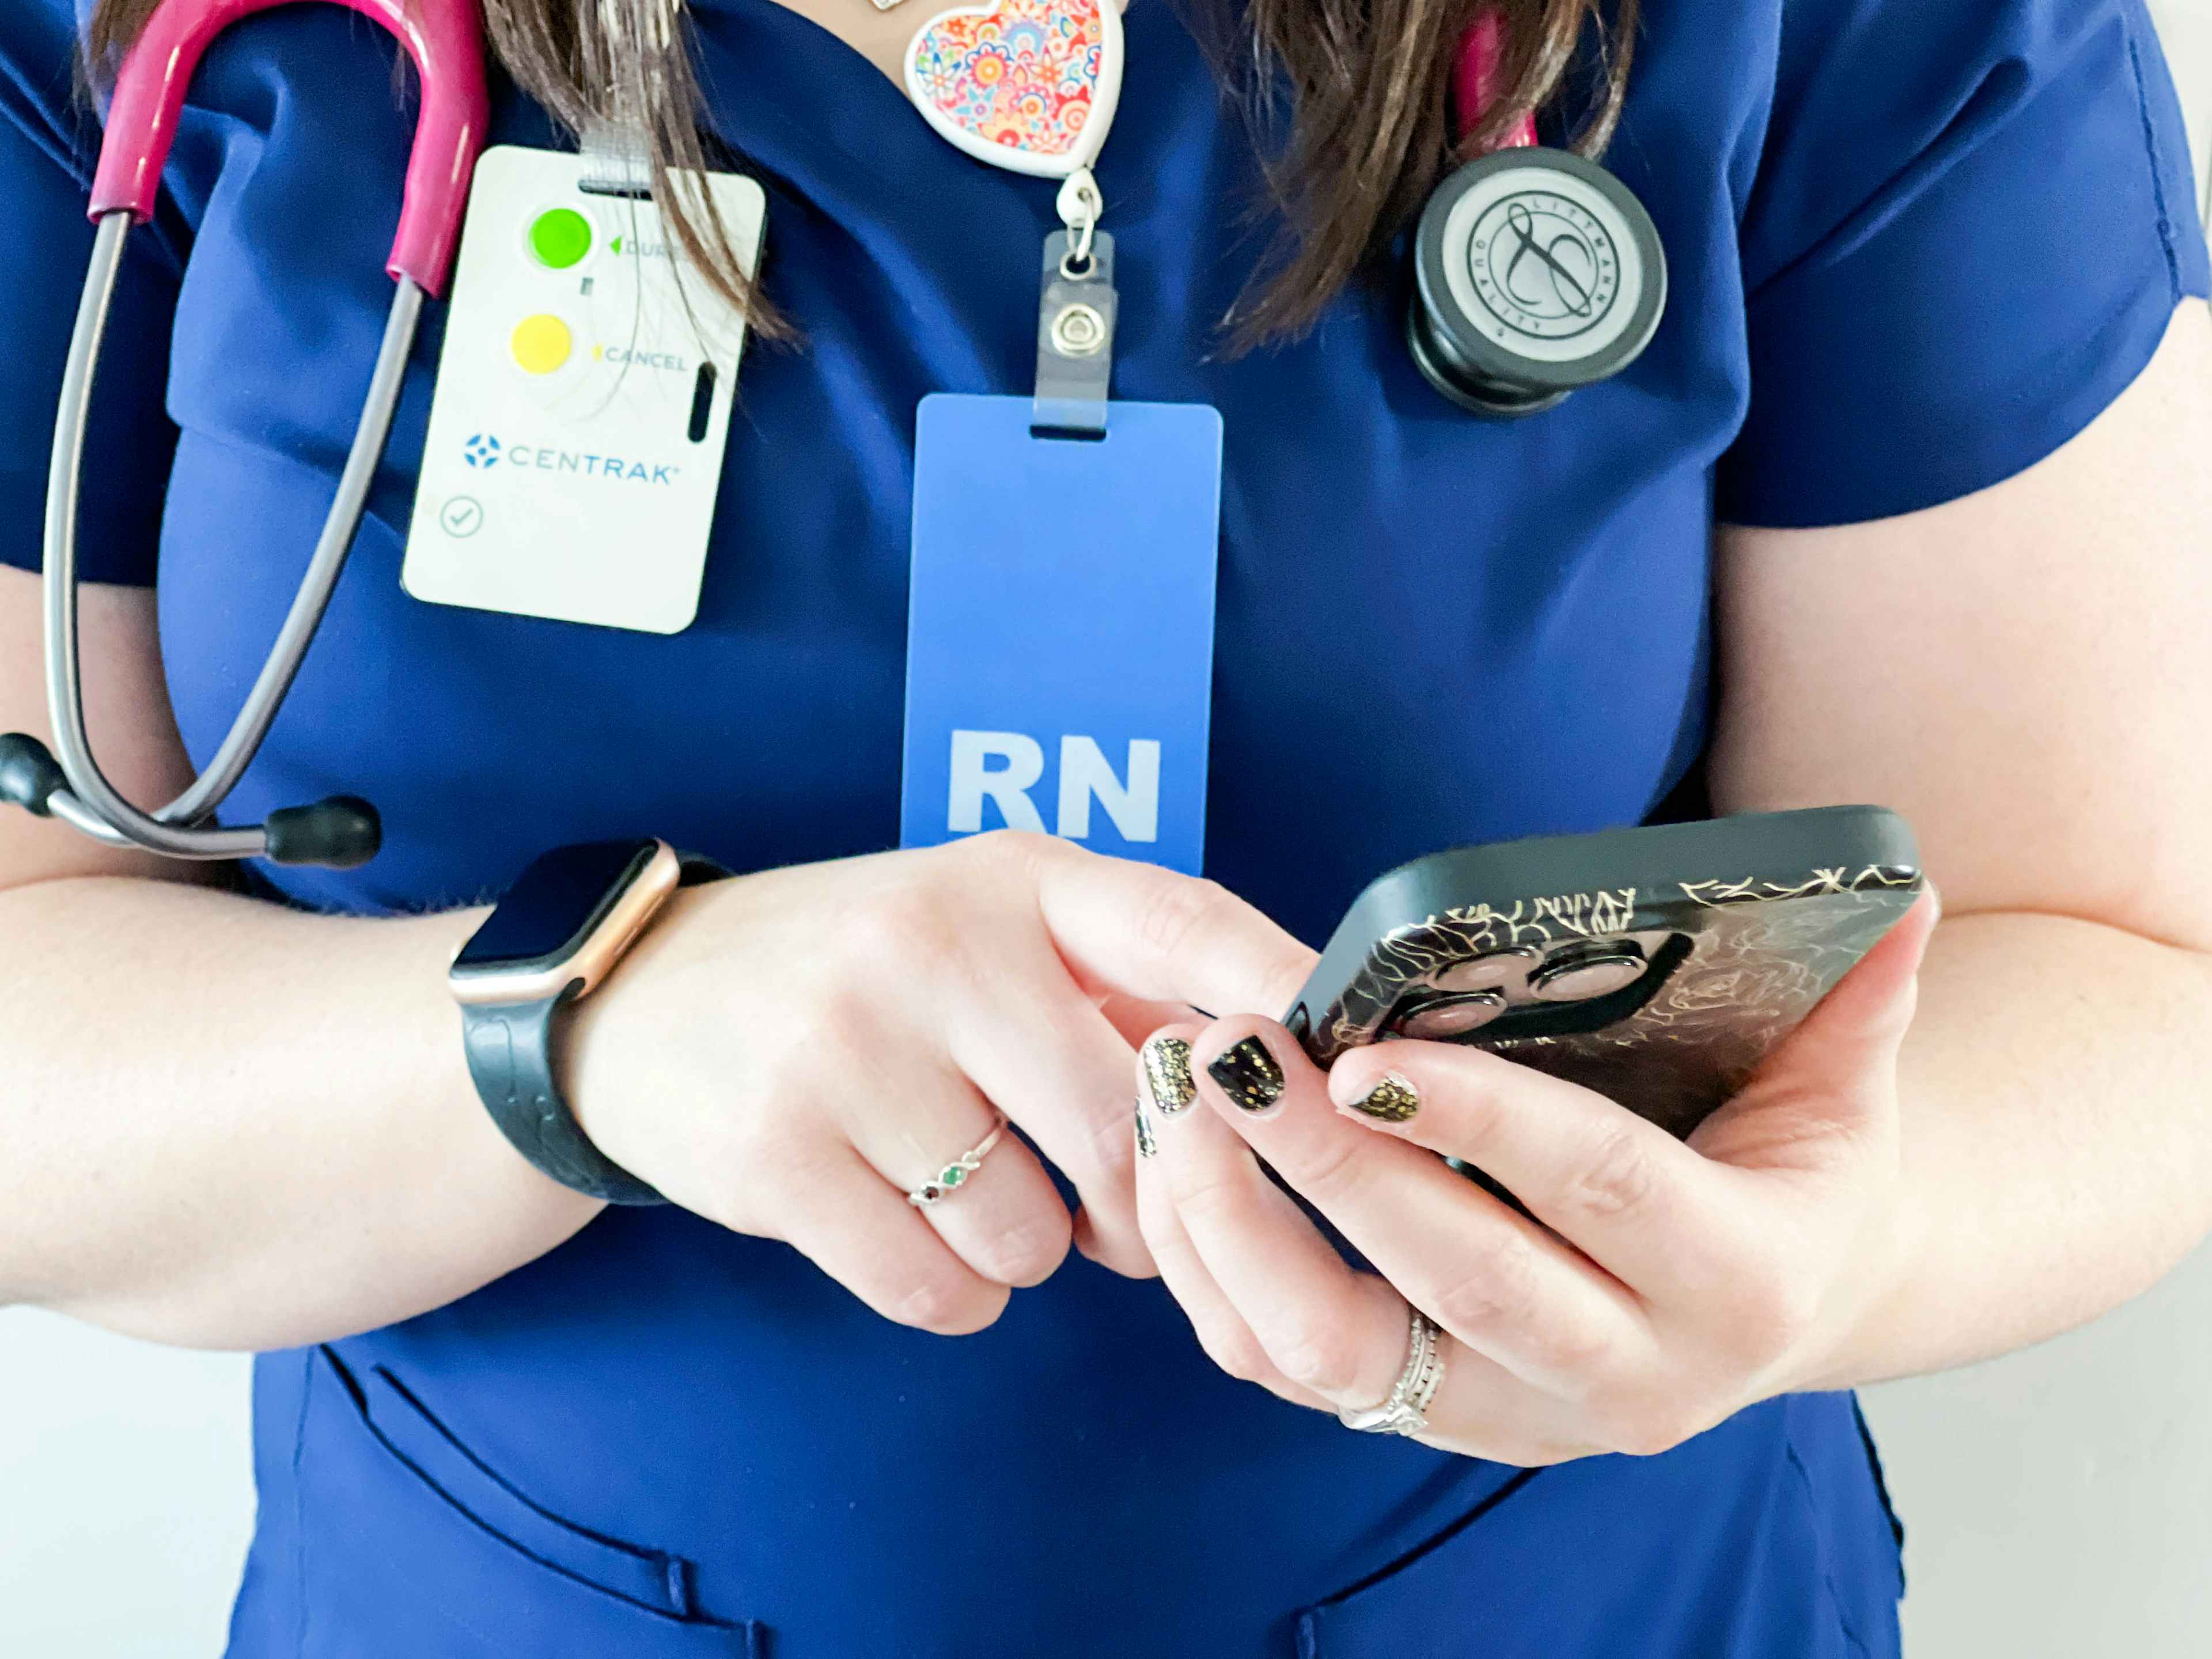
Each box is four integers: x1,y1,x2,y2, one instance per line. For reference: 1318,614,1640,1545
1131,887,1941,1465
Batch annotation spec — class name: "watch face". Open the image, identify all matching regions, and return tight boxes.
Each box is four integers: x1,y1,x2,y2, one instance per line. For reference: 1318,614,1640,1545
454,839,663,975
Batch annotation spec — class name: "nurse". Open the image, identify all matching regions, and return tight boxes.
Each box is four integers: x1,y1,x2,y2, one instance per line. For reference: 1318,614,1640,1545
1,0,2208,1652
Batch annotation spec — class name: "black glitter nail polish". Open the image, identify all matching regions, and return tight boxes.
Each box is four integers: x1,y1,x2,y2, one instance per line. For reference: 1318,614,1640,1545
1207,1036,1285,1112
1347,1075,1419,1123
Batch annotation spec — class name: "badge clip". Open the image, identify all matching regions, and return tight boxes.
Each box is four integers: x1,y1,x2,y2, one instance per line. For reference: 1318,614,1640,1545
1035,172,1116,439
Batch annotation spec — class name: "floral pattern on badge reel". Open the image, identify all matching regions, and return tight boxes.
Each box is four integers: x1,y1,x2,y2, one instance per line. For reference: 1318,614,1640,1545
908,0,1104,161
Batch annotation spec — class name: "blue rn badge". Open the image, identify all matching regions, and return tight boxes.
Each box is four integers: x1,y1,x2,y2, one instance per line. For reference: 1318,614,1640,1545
902,395,1224,874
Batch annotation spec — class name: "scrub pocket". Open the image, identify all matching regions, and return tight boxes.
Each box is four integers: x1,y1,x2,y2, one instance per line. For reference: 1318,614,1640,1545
1294,1398,1896,1659
295,1346,760,1658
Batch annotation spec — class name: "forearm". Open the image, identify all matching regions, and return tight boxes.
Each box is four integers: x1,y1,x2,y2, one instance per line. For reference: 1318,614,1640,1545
1819,910,2212,1387
0,876,601,1351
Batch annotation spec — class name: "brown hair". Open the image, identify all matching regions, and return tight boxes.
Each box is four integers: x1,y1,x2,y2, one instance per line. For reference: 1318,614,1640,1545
84,0,1637,347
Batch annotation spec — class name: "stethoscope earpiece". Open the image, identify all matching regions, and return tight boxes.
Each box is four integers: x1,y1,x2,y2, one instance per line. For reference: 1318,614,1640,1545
263,797,384,870
1408,146,1668,419
0,729,382,868
0,732,67,818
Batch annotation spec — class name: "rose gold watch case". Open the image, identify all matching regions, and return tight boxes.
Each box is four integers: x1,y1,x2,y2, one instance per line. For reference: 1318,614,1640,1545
449,840,683,1007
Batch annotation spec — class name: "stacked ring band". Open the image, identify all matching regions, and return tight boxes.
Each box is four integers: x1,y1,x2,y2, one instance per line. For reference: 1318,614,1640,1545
1338,1305,1447,1437
907,1113,1010,1208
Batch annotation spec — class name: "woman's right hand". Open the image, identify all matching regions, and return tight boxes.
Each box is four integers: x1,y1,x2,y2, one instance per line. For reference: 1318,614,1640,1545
562,831,1317,1334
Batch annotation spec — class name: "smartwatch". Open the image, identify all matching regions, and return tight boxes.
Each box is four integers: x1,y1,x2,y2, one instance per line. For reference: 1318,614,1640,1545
450,838,727,1205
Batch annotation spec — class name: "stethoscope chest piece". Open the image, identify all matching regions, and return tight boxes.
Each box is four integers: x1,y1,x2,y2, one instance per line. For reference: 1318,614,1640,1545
1408,146,1667,418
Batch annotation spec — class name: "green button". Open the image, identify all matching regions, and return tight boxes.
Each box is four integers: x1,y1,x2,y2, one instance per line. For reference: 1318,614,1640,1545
528,207,593,270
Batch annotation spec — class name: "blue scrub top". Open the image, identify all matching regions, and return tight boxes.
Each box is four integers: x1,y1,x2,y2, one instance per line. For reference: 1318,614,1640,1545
5,0,2205,1652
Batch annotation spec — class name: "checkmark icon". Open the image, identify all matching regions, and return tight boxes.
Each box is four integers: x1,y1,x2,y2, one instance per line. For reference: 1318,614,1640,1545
440,495,484,538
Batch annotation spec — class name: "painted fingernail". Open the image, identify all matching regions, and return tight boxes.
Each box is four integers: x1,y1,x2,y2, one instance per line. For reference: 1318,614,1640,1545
1134,1096,1159,1160
1141,1036,1198,1117
1207,1036,1285,1112
1345,1074,1419,1124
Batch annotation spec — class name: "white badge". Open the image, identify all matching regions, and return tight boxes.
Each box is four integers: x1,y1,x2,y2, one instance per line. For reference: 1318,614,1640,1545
402,146,767,635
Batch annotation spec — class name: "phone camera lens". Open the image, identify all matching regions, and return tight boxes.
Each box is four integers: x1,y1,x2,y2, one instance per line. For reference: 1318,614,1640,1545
1434,945,1542,993
1528,940,1649,1003
1395,991,1509,1039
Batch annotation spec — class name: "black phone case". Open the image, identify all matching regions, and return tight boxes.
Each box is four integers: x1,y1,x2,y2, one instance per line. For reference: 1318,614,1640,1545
1286,807,1922,1138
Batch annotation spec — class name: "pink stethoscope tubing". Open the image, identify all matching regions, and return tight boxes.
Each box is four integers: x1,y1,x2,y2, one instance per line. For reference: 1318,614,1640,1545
26,0,490,866
1453,11,1541,153
94,0,488,293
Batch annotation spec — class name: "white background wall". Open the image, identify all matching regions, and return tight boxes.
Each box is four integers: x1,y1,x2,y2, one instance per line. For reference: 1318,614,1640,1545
0,1315,250,1653
3,7,2210,1655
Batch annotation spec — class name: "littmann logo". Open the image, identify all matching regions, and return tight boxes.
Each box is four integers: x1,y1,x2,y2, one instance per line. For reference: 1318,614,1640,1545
1466,186,1623,344
463,434,502,469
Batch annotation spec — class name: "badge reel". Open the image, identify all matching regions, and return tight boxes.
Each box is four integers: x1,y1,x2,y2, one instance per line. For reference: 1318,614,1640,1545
402,146,767,633
898,0,1224,875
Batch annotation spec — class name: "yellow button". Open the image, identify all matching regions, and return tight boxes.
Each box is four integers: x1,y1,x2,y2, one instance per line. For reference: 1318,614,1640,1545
510,313,573,376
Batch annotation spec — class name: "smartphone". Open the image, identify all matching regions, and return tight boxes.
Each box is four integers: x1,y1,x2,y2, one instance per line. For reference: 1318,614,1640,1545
1284,806,1923,1139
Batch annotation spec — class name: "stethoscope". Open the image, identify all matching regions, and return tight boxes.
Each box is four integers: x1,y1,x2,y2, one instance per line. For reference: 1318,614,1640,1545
0,0,1665,872
0,0,486,870
1410,14,1668,415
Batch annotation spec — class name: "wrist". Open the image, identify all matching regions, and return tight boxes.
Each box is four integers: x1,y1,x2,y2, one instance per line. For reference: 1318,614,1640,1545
450,840,710,1207
1783,1181,1921,1396
553,883,707,1157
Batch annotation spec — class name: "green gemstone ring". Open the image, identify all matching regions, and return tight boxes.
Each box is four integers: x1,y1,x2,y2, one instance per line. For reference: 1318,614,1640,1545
907,1113,1011,1209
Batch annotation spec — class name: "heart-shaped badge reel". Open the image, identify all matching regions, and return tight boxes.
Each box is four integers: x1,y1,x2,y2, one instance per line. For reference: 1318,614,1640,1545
903,0,1124,180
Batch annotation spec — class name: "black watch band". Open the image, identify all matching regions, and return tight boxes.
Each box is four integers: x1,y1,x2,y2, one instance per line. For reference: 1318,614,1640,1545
461,851,729,1207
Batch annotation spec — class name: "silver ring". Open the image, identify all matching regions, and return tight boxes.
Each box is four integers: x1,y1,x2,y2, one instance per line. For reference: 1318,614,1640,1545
906,1114,1010,1208
1338,1305,1447,1437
